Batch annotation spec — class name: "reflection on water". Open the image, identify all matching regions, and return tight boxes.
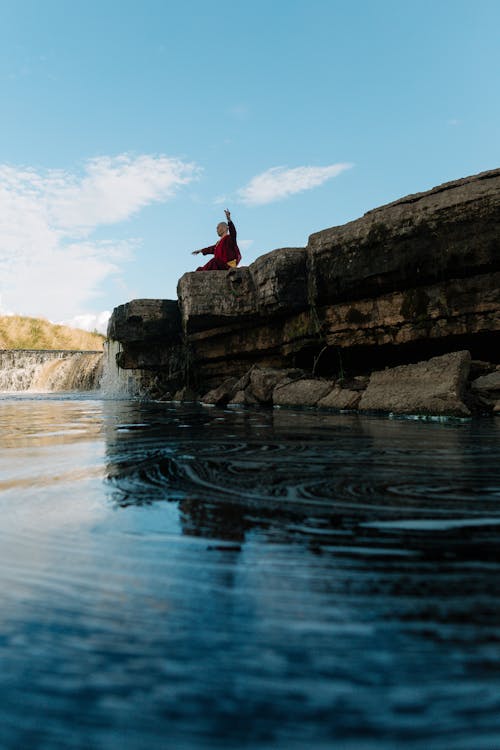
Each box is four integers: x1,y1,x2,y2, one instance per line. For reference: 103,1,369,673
0,394,500,749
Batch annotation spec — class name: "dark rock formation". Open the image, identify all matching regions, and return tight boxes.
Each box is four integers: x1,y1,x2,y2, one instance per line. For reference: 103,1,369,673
106,169,500,414
107,299,181,343
308,170,500,306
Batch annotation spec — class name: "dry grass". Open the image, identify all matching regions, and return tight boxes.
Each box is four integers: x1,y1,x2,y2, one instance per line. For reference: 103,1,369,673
0,315,105,351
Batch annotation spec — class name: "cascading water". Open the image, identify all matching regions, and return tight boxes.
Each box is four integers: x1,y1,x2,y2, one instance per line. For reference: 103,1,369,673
0,349,103,392
99,340,143,398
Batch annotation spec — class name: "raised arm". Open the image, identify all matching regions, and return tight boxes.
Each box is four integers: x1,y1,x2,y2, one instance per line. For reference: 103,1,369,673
224,208,236,243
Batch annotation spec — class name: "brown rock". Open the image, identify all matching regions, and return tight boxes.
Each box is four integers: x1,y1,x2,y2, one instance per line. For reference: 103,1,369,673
308,169,500,306
232,369,253,393
251,247,308,316
273,378,333,407
177,269,256,334
317,387,361,410
107,170,500,401
227,390,247,405
249,366,303,404
359,351,471,416
227,389,259,406
471,370,500,401
172,386,198,402
177,247,307,335
201,377,238,405
318,271,500,349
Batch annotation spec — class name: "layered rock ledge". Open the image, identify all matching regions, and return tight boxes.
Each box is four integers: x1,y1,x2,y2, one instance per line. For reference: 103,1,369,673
107,169,500,416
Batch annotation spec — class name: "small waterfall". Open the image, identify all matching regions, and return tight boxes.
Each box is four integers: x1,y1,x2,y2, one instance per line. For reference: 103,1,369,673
99,340,143,398
0,350,103,392
1,344,147,396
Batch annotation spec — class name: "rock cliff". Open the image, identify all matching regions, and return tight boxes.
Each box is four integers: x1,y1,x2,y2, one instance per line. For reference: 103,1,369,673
107,168,500,415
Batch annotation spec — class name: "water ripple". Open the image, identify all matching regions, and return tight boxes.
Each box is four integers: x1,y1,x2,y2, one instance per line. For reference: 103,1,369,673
0,398,500,749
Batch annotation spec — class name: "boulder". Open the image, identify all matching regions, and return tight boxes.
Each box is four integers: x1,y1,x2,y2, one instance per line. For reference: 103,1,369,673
172,386,199,402
227,389,248,406
470,369,500,403
273,378,333,407
201,377,238,405
232,369,253,393
227,389,259,406
177,268,256,334
317,387,362,410
358,351,471,416
248,366,303,404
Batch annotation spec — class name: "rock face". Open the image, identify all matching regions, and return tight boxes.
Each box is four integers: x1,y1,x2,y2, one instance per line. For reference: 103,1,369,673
106,169,500,414
308,170,500,306
106,299,185,396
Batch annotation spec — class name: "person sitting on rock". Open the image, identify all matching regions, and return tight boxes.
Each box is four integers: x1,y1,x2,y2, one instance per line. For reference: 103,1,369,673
192,209,241,271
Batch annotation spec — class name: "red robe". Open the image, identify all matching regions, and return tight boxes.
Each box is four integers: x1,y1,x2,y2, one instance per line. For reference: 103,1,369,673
196,220,241,271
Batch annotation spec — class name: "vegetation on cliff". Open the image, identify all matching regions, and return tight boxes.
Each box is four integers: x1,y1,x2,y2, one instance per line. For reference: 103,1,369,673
0,315,104,350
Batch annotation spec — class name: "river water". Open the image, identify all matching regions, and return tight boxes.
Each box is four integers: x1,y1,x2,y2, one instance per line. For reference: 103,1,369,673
1,393,499,749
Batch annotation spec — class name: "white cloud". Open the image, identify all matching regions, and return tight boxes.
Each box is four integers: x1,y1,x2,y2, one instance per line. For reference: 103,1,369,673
213,194,228,206
60,310,111,335
238,163,353,206
0,153,199,321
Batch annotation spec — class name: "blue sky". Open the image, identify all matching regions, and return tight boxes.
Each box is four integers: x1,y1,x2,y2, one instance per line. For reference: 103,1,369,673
0,0,498,332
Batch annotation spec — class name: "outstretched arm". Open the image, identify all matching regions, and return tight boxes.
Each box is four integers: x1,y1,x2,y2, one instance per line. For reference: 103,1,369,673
192,244,216,256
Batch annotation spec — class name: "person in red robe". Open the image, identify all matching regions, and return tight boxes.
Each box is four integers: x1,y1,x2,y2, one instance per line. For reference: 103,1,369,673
192,209,241,271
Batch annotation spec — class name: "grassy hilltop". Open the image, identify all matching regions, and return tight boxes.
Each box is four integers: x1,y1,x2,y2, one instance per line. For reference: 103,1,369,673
0,315,105,350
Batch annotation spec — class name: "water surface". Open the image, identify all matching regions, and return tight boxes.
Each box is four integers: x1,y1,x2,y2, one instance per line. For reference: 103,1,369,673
1,394,499,749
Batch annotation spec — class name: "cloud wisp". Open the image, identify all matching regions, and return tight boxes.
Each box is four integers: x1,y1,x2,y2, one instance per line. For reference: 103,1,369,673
238,163,353,206
0,154,199,325
60,310,112,335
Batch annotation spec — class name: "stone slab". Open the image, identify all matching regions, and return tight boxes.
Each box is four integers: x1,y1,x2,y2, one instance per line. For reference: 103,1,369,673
308,169,500,306
358,350,471,416
317,387,361,410
107,299,181,343
177,247,307,334
273,378,333,407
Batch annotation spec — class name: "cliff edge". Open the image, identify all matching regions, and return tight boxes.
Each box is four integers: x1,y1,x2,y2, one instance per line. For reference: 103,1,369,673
107,169,500,416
